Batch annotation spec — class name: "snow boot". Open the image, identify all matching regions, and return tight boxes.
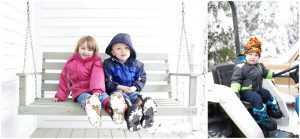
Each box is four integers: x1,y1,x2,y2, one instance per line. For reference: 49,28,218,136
140,97,158,128
110,91,127,124
125,105,142,132
252,104,277,131
267,97,283,119
85,95,102,128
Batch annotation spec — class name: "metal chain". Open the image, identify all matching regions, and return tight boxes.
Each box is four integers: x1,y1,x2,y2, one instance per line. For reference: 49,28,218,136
23,1,38,98
200,27,208,119
175,1,191,101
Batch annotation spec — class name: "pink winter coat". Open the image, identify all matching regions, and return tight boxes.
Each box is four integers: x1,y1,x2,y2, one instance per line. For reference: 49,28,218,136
54,53,106,101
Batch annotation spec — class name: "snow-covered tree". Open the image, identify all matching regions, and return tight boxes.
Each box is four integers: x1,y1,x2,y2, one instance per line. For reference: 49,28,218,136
208,1,299,69
208,1,235,68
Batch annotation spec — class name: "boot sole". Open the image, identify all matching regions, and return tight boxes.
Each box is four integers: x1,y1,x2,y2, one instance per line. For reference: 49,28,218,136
110,92,126,124
142,98,157,128
142,107,154,128
85,96,102,128
128,108,142,132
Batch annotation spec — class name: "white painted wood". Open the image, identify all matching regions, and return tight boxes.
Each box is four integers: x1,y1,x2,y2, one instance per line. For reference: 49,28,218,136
30,128,47,138
42,28,179,37
85,129,99,138
29,127,205,138
137,129,154,138
262,79,290,126
111,128,126,138
18,98,197,116
40,36,179,46
70,129,85,138
18,76,26,106
98,129,112,138
1,0,37,138
124,130,140,138
189,76,197,106
57,129,72,138
207,84,264,138
43,128,60,138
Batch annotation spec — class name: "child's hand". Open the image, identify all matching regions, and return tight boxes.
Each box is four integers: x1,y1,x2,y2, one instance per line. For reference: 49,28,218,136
53,97,59,102
124,87,131,94
93,92,100,97
117,85,131,94
130,86,137,92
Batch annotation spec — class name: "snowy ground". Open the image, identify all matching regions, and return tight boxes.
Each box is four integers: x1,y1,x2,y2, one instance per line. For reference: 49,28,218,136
144,119,207,136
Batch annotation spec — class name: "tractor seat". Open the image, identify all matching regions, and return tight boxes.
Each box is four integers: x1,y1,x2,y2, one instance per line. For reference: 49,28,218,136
212,63,251,106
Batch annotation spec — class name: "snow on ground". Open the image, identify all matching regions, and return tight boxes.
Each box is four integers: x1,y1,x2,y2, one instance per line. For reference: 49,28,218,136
145,121,207,137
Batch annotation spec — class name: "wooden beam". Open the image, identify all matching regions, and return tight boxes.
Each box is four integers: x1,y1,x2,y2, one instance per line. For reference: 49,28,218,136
19,76,26,106
189,76,197,106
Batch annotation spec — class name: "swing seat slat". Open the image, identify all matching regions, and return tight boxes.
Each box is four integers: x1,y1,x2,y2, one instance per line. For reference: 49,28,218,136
18,98,197,116
17,52,198,116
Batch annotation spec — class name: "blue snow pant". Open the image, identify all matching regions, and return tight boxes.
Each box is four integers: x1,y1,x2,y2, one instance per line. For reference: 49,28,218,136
76,92,110,110
112,90,140,107
240,88,273,110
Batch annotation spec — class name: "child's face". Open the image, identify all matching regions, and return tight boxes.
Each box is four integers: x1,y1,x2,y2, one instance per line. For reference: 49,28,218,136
111,43,130,63
78,42,94,59
245,52,259,65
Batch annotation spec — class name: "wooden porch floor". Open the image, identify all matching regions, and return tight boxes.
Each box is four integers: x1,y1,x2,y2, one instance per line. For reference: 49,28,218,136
30,128,197,138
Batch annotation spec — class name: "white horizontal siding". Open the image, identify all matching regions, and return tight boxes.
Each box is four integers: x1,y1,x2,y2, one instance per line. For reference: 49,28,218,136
35,0,188,73
1,0,37,138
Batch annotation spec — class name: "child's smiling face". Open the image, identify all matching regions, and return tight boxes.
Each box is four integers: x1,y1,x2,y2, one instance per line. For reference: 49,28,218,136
111,43,131,63
78,42,94,59
245,52,259,65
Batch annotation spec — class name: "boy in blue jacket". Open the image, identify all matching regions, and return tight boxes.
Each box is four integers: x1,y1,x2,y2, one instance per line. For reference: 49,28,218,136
103,33,157,131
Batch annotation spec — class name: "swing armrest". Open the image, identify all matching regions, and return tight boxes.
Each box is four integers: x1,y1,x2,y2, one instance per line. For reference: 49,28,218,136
16,72,42,106
169,73,200,106
16,72,42,76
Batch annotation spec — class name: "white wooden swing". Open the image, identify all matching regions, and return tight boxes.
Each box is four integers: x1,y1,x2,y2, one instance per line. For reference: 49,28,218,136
17,1,199,116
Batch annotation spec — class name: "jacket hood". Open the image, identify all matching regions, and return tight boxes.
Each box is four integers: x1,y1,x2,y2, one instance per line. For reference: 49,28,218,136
105,33,136,61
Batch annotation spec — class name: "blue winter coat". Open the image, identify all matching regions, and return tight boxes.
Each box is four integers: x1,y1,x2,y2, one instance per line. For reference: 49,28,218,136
103,33,146,94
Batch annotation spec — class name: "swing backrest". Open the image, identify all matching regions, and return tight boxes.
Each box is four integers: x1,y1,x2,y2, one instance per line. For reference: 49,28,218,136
41,52,171,99
212,63,235,87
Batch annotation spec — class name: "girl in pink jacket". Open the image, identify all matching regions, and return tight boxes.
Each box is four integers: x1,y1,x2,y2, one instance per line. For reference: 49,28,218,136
53,36,110,128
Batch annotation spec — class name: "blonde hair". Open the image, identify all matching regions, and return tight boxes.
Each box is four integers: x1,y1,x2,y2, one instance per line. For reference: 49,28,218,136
74,36,99,55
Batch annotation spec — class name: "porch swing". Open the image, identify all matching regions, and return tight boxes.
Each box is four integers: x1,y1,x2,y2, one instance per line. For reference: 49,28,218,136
17,1,199,116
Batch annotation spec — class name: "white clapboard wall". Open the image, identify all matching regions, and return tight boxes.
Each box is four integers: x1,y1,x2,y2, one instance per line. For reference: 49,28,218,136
1,0,37,137
34,0,197,74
